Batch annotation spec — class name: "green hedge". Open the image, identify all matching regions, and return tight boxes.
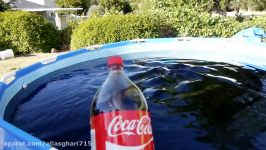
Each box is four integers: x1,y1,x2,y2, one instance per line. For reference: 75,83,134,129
165,10,242,37
0,11,59,54
247,16,266,30
58,26,73,51
169,10,266,37
58,19,82,51
71,14,175,49
71,10,266,50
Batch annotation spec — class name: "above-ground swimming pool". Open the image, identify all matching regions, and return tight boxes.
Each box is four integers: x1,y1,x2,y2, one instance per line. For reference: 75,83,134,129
0,38,265,150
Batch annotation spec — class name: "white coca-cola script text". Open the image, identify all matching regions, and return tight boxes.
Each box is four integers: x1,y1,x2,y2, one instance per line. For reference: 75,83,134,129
107,115,152,137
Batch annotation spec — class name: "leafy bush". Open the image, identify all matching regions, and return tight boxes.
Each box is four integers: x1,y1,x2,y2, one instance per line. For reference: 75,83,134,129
0,0,11,12
163,9,242,37
231,0,266,11
71,13,175,49
0,11,59,54
98,0,132,13
71,8,266,50
58,19,82,50
129,0,155,12
58,27,72,51
158,9,266,37
87,5,105,16
154,0,215,12
247,16,266,30
153,0,266,12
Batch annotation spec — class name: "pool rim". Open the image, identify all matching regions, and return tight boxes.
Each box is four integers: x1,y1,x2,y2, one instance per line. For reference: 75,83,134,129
0,37,265,149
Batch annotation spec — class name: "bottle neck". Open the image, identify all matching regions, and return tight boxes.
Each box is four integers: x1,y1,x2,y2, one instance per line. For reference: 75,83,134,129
109,65,123,71
107,65,129,89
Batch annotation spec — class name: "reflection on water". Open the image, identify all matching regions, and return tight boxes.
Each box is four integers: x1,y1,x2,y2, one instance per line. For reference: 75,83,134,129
5,58,266,150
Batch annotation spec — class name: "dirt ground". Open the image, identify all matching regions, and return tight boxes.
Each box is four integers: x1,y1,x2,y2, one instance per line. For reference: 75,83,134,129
0,53,56,77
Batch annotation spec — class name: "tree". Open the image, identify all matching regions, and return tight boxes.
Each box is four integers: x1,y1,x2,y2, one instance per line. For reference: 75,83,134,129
153,0,215,12
56,0,90,14
98,0,132,13
129,0,154,11
231,0,266,11
219,0,231,11
250,0,266,10
0,0,11,12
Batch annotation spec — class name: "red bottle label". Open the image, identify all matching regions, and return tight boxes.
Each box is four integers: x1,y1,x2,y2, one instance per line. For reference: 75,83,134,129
90,110,154,150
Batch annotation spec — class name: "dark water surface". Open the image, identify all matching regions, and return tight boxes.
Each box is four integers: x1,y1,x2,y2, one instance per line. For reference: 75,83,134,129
5,58,266,150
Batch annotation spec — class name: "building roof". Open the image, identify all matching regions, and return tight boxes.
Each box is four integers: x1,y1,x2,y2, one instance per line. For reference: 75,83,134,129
13,7,83,12
13,0,56,9
12,0,82,12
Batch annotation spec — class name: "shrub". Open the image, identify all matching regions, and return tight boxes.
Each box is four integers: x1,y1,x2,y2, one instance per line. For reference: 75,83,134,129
153,0,215,12
58,27,72,51
71,9,266,50
58,19,83,50
0,11,59,54
87,5,105,16
129,0,155,12
0,0,11,12
71,13,175,49
160,9,266,37
231,0,266,11
156,9,240,37
98,0,132,13
248,16,266,30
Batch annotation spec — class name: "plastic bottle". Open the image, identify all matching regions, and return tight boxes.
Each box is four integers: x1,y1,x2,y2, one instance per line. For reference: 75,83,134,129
90,56,155,150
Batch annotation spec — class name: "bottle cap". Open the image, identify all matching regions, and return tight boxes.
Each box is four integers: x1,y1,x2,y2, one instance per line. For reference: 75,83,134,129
107,56,123,67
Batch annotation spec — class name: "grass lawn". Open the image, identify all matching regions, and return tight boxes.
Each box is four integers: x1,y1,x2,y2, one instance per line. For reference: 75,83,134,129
0,53,56,77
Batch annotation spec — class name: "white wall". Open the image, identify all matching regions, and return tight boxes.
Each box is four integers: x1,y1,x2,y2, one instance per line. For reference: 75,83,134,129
26,0,45,5
44,0,56,7
22,0,56,7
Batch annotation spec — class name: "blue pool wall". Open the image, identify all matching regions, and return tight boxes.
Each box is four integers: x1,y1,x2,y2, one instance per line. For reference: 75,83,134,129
0,37,265,149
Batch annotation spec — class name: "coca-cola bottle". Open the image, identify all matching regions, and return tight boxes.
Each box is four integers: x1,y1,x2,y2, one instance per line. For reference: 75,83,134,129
90,56,155,150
